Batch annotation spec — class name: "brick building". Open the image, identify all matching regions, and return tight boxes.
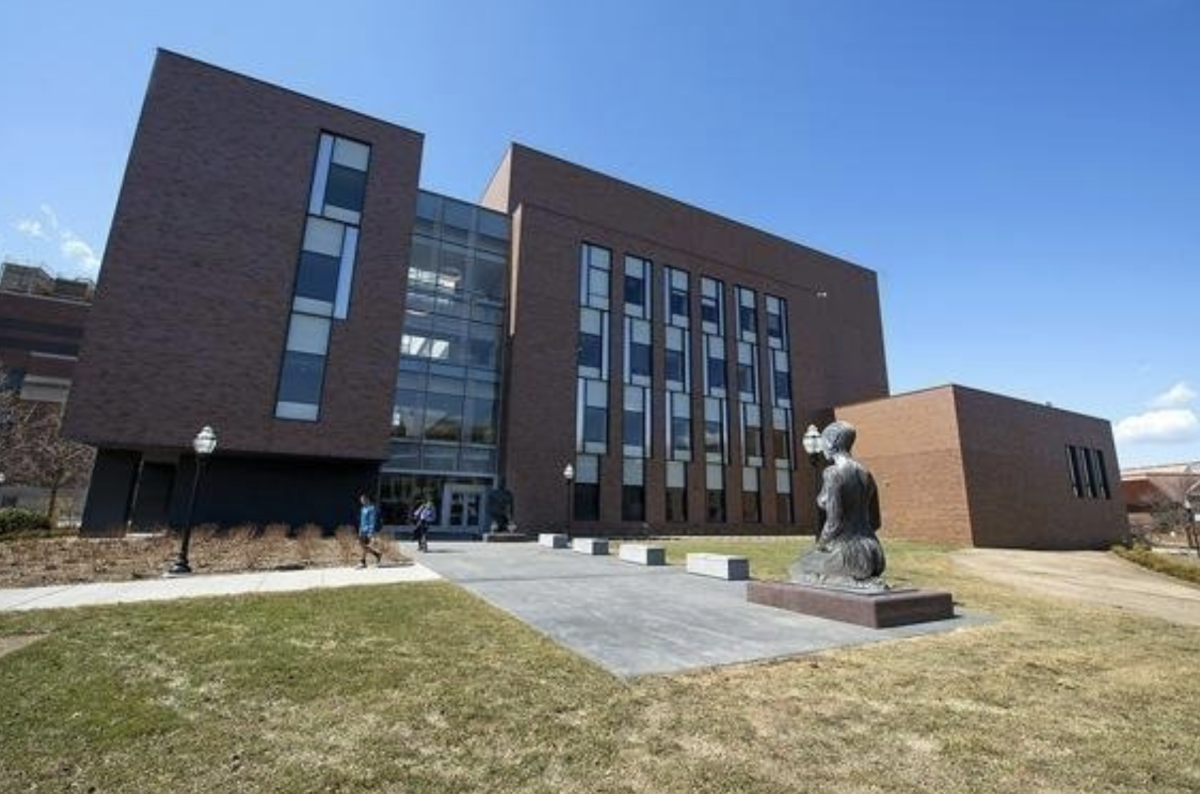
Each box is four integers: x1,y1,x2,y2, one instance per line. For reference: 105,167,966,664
63,51,1123,547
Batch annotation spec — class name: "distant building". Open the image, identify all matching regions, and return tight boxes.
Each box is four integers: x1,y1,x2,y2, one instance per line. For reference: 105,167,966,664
0,261,94,513
62,50,1125,548
1121,462,1200,531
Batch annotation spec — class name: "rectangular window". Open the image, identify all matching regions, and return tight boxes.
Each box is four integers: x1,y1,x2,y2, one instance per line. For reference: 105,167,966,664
705,397,726,463
666,461,687,522
665,326,689,391
704,335,726,395
277,350,325,408
578,379,608,454
700,277,723,335
743,403,763,466
626,318,652,385
766,295,788,350
773,408,793,467
622,457,645,521
623,386,648,457
737,341,758,403
1066,445,1082,497
580,244,612,310
624,255,651,319
1094,449,1111,499
771,349,791,406
706,464,725,523
578,307,607,379
669,392,692,461
742,467,761,524
1083,448,1099,498
665,267,690,328
573,455,600,521
737,286,757,342
776,468,794,525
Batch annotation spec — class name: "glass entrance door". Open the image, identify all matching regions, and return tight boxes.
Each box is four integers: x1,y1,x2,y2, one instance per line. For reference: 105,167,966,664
443,484,486,532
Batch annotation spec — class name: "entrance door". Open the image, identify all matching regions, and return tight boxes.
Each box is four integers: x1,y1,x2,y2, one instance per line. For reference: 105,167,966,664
443,484,487,532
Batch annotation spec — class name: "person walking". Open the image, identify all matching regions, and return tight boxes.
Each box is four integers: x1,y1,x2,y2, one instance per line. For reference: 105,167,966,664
357,493,383,568
412,497,435,552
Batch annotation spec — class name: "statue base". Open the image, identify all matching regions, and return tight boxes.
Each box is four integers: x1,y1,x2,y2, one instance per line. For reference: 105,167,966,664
747,581,954,629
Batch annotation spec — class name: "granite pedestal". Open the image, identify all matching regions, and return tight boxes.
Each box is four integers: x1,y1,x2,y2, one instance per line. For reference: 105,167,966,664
747,581,954,629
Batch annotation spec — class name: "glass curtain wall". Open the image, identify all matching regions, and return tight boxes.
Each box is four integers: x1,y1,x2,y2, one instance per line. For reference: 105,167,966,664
381,191,510,528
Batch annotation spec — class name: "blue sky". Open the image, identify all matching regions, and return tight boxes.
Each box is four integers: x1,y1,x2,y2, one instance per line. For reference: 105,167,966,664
1,0,1196,467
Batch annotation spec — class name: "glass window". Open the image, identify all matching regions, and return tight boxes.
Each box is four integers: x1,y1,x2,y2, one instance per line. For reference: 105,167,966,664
392,389,424,438
706,352,726,393
278,350,325,405
624,274,645,310
1066,446,1082,497
623,408,644,451
583,407,607,446
622,485,646,522
303,216,344,257
580,331,603,370
630,342,652,380
701,277,723,334
705,398,725,462
331,137,370,171
295,251,340,302
1095,449,1111,499
574,483,600,521
776,493,793,525
464,398,496,444
286,313,331,356
324,164,367,215
666,461,687,522
665,348,685,386
424,393,463,441
467,251,506,300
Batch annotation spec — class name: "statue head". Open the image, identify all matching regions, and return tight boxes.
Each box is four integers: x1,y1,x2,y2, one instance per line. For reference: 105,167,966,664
820,421,857,458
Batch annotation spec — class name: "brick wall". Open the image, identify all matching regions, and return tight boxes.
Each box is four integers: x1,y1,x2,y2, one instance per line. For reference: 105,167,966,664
63,50,423,461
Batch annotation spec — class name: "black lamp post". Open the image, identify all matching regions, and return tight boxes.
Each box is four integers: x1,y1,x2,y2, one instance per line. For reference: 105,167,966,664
562,463,575,534
169,425,218,575
801,424,823,537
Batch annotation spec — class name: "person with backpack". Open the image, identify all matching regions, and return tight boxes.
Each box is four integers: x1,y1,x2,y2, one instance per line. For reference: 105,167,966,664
356,493,383,568
412,497,435,552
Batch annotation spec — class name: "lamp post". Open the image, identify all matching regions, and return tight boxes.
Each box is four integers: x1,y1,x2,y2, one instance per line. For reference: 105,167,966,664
801,424,823,538
169,426,218,575
562,463,575,534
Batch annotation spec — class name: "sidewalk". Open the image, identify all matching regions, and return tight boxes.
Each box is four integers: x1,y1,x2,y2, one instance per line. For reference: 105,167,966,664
0,563,441,612
412,541,981,677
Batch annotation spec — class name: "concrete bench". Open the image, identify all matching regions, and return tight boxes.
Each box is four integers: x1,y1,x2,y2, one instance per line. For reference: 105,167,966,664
572,538,609,555
686,552,750,581
538,533,570,549
618,543,666,566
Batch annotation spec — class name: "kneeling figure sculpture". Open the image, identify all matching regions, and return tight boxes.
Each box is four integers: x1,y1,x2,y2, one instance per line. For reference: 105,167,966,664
790,421,887,589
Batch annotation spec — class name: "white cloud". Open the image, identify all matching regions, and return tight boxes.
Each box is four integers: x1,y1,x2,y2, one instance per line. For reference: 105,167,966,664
14,218,46,239
1114,408,1200,444
59,233,101,275
1149,382,1197,409
39,204,59,231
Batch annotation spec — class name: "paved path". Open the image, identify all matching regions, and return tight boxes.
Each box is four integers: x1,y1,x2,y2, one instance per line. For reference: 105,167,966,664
0,564,440,612
411,541,981,677
952,549,1200,627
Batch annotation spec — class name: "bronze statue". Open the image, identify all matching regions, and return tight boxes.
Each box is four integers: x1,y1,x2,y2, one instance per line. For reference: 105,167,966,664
790,421,887,588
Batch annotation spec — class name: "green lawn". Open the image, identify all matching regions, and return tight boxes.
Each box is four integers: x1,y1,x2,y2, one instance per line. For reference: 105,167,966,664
2,539,1199,793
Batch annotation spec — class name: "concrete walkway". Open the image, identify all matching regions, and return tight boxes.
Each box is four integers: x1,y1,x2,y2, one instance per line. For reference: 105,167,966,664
952,549,1200,628
0,563,441,612
410,541,980,677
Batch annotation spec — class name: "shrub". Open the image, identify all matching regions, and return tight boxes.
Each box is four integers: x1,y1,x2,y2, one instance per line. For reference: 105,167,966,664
0,507,51,537
1112,544,1200,586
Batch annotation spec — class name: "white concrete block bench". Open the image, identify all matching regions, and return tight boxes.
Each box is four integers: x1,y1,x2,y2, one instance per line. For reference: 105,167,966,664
538,533,569,549
572,538,609,555
618,543,666,566
686,552,750,581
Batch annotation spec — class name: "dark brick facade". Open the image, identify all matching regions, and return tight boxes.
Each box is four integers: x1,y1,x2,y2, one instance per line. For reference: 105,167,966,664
0,291,88,383
484,145,889,534
837,385,1127,549
64,50,423,461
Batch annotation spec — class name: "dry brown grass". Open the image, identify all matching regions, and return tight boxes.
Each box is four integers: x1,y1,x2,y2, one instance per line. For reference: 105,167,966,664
0,525,411,587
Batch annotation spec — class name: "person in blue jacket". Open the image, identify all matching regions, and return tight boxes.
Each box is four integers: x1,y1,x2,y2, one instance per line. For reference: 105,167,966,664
357,493,383,568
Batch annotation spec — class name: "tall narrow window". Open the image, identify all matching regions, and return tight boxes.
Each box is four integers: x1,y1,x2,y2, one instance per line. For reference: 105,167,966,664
700,277,724,335
622,457,646,521
664,267,689,328
573,454,601,521
666,460,687,522
706,464,726,523
277,131,371,421
705,397,726,463
736,286,757,343
623,386,648,458
580,244,611,310
1066,445,1082,497
626,318,652,385
624,255,651,319
742,467,761,524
